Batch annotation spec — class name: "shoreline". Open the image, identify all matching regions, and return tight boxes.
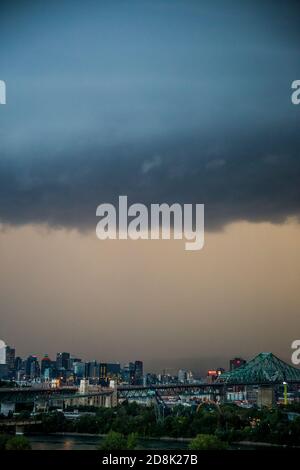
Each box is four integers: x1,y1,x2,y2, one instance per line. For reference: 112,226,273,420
37,433,300,449
49,432,192,442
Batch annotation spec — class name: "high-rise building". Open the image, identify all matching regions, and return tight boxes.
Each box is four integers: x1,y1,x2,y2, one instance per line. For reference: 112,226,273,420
122,361,143,385
69,357,82,369
134,361,143,385
25,355,40,379
0,340,6,364
0,365,8,380
0,340,15,371
122,362,136,384
14,356,23,372
41,354,52,376
56,352,70,371
178,369,188,383
43,360,57,381
99,363,107,379
14,357,25,381
5,346,15,371
107,363,121,376
99,363,108,386
74,361,85,379
86,361,99,380
230,358,246,371
207,370,218,383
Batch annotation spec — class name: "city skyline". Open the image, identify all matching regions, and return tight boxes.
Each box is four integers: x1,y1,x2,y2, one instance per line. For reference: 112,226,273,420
0,335,296,378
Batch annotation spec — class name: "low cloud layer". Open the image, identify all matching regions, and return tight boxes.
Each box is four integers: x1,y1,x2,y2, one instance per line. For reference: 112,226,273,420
0,125,300,231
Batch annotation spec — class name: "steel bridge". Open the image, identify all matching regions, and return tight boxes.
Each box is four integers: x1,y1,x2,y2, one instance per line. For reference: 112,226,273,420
0,386,78,404
117,383,224,405
0,382,224,409
217,352,300,385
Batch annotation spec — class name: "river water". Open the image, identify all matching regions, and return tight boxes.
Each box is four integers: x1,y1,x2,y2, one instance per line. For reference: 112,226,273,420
28,434,189,450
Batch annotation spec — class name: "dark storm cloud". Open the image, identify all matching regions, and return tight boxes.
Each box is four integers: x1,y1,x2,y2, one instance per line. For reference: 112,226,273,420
0,0,300,230
1,125,300,230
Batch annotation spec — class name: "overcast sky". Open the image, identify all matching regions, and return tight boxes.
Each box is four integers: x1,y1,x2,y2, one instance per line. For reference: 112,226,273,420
0,0,300,373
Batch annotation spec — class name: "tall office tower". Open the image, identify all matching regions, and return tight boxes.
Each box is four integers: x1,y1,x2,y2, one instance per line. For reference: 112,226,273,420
0,340,15,370
25,355,40,379
134,361,143,385
14,356,23,372
56,352,70,371
122,362,136,384
207,369,219,383
178,369,188,383
30,359,40,379
107,363,121,377
99,363,107,379
69,357,82,369
86,361,99,380
0,340,9,380
230,357,246,371
79,379,89,394
41,354,52,376
74,361,85,379
186,370,194,383
0,340,6,364
5,346,15,371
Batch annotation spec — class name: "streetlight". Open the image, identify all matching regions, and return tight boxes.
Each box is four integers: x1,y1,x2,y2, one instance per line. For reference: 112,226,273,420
283,381,288,405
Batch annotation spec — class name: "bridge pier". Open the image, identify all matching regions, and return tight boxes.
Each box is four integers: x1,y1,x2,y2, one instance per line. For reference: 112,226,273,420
257,386,275,408
34,400,49,414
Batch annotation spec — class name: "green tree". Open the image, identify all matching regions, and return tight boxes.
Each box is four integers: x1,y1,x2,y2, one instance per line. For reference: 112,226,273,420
98,431,128,450
5,436,31,450
190,410,219,435
0,434,10,450
126,433,138,450
41,411,66,433
98,431,138,450
189,434,228,450
75,415,99,434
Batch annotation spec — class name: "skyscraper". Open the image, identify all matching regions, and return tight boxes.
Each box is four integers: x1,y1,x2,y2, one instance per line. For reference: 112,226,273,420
107,363,121,376
134,361,143,385
56,352,70,371
178,369,188,383
74,361,85,379
25,355,40,379
0,340,6,364
99,363,107,380
41,354,52,376
5,346,15,371
86,361,99,380
122,362,136,384
0,340,15,369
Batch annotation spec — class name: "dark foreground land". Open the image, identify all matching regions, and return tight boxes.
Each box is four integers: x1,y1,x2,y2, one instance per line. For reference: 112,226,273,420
1,401,300,450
